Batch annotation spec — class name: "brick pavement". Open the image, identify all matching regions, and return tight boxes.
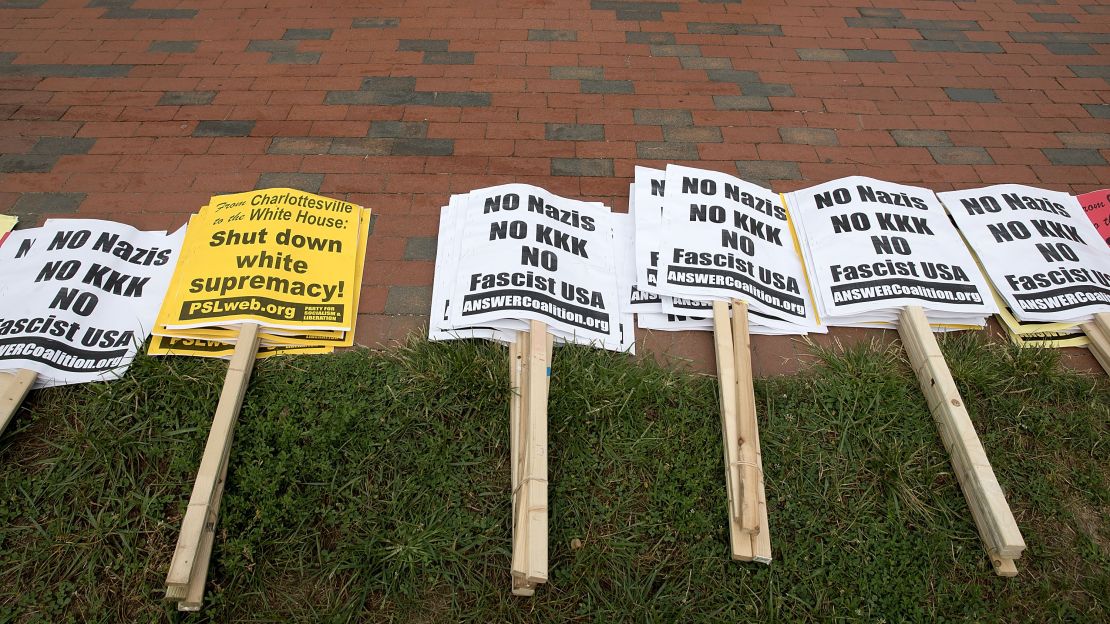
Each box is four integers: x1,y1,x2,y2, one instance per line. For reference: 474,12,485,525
1,0,1107,374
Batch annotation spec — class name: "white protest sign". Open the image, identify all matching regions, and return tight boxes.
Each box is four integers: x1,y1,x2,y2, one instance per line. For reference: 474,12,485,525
626,184,662,313
938,184,1110,323
659,165,820,332
445,184,625,350
637,312,713,331
609,211,638,353
0,228,36,264
660,295,713,318
632,167,667,305
429,202,518,344
785,177,996,325
0,220,184,388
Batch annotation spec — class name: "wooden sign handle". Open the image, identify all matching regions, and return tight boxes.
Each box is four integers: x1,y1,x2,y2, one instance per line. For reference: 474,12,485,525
510,321,552,596
898,306,1024,576
730,300,772,563
0,369,37,437
165,322,262,606
712,300,770,562
729,300,760,534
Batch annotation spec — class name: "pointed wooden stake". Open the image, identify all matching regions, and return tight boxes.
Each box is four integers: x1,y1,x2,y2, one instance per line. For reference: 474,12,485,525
166,322,262,608
0,369,37,437
1081,312,1110,375
898,306,1024,576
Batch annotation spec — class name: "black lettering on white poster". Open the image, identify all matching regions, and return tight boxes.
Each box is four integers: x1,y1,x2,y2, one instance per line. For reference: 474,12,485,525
939,184,1110,322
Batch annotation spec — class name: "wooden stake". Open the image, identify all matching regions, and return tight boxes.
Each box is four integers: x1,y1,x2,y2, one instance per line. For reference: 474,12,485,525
0,369,37,437
511,322,552,596
734,299,772,564
729,300,761,535
524,321,550,584
748,395,773,564
165,322,262,606
1081,312,1110,375
177,449,230,611
711,301,753,561
509,335,533,596
898,306,1024,576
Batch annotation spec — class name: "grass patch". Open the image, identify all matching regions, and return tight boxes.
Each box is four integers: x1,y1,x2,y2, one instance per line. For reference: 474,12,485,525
0,333,1107,622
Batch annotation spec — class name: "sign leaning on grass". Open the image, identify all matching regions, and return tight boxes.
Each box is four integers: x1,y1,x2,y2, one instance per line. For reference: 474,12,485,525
155,189,367,336
430,183,630,597
0,219,183,436
659,164,821,333
785,177,1025,576
441,184,630,350
157,189,371,612
151,189,372,355
636,164,831,564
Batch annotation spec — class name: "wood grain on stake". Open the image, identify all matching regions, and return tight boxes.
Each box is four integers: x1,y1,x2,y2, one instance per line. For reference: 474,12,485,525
165,322,262,604
0,369,37,436
898,306,1024,576
729,300,760,534
748,383,773,564
1081,312,1110,374
511,322,552,595
178,446,230,611
711,301,752,560
731,300,772,563
509,336,532,595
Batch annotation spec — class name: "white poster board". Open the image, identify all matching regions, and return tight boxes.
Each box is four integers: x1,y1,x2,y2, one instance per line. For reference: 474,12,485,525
429,202,518,344
443,184,627,351
0,220,183,388
632,167,668,302
938,184,1110,323
658,165,820,332
786,176,996,326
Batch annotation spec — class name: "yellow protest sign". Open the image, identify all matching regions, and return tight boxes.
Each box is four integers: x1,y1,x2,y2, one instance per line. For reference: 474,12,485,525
155,189,368,333
154,325,352,348
148,335,332,358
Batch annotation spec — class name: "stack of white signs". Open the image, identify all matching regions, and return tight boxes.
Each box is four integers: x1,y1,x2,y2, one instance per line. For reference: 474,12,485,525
430,183,632,351
631,165,823,335
629,169,713,332
430,183,631,596
937,184,1110,324
785,177,997,328
0,219,183,389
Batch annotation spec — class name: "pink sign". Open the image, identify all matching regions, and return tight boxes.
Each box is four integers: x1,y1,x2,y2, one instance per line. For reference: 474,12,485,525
1077,188,1110,247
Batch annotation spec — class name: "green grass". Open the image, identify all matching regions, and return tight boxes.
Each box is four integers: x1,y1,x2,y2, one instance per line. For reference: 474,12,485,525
0,333,1107,622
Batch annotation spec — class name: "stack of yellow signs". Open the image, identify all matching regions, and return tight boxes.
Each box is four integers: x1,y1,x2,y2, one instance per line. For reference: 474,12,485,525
993,289,1087,348
154,188,369,612
150,188,370,358
972,259,1086,350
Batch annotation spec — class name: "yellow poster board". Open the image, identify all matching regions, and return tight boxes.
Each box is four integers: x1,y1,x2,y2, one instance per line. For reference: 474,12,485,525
155,189,368,333
148,335,332,358
0,214,16,246
154,325,351,348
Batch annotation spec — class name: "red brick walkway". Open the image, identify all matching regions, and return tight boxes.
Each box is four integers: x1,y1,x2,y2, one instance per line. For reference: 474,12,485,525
2,0,1108,373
